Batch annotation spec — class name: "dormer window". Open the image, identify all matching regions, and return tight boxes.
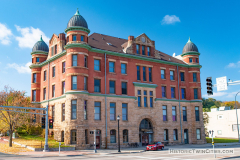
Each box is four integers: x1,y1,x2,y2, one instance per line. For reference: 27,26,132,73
136,45,139,54
142,45,145,55
147,47,150,56
189,58,192,63
81,35,84,41
73,35,77,41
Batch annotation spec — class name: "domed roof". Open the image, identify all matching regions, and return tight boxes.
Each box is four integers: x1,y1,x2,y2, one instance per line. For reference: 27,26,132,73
182,38,199,54
32,36,49,52
67,9,88,29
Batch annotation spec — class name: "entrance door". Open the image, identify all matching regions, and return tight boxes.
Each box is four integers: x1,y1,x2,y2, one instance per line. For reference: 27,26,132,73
184,129,189,144
96,136,100,149
142,134,149,146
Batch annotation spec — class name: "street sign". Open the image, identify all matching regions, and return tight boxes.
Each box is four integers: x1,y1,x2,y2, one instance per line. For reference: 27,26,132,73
216,76,228,91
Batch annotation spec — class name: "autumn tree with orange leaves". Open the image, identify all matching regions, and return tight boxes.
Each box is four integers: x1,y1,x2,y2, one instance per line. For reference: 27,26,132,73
0,86,31,147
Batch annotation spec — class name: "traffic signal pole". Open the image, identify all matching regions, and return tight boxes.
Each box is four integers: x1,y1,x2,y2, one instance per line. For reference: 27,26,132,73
44,104,49,152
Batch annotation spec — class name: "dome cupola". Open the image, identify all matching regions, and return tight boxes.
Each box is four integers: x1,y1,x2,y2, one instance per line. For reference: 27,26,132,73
32,36,49,53
67,9,88,29
182,37,199,55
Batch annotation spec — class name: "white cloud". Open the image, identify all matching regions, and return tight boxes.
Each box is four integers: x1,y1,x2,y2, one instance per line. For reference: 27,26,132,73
15,25,50,48
161,15,180,25
226,61,240,68
7,62,31,74
203,91,237,98
0,23,13,45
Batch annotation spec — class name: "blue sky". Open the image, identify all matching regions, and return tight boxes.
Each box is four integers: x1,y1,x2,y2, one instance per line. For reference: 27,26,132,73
0,0,239,102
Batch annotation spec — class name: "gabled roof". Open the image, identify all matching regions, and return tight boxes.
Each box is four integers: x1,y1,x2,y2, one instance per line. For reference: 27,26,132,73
88,33,185,65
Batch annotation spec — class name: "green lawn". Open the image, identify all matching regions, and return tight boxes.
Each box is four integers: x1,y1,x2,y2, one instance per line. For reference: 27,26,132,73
14,135,71,148
206,137,239,143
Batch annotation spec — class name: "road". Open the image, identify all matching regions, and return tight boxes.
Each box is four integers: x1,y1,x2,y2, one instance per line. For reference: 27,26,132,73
0,145,240,160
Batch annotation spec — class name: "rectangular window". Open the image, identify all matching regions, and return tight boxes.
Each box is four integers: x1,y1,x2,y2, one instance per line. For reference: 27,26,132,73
81,35,84,41
71,130,77,144
94,79,101,92
144,97,147,107
143,67,146,81
52,85,55,97
172,106,176,121
122,82,127,95
94,59,100,71
163,106,167,121
182,107,187,121
189,58,192,63
121,63,127,74
122,103,128,121
84,56,87,68
123,130,128,143
43,88,46,100
196,129,201,140
147,47,150,56
136,45,139,54
142,45,145,55
36,57,40,62
195,106,199,121
62,81,65,94
109,81,115,94
150,97,153,108
149,68,152,82
109,61,115,73
196,58,198,63
193,73,197,82
51,47,54,56
171,87,175,98
52,106,55,122
94,102,101,120
52,66,55,77
84,77,87,90
138,90,141,107
194,88,198,99
85,129,88,144
162,86,166,98
72,55,77,66
62,103,65,121
72,76,77,90
71,100,77,120
110,130,116,143
84,100,87,120
33,114,36,123
110,103,116,121
33,73,36,83
174,129,178,141
137,66,140,80
170,70,174,80
164,129,168,141
54,45,57,54
32,90,36,101
73,35,77,41
44,70,46,81
62,62,65,73
181,88,186,99
180,72,185,81
161,69,165,79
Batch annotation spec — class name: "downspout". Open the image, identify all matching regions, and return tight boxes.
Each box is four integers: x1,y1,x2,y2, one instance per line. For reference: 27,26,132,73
105,53,108,149
177,65,183,144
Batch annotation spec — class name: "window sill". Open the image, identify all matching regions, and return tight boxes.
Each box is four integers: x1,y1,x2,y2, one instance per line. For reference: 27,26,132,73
110,120,116,121
94,92,101,94
122,120,128,122
94,119,101,121
121,74,127,75
161,79,166,80
62,72,65,74
109,72,116,74
94,70,101,72
170,80,175,81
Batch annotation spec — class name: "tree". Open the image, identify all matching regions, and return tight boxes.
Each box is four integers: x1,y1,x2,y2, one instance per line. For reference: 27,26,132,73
222,101,240,109
203,112,209,136
0,86,31,147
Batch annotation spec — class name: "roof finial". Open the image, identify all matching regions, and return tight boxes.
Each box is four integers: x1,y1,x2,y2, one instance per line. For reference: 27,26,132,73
40,35,43,41
75,8,80,16
188,37,191,42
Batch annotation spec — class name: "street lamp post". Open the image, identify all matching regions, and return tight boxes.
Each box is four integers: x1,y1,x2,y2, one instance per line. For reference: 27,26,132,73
235,91,240,143
117,115,121,152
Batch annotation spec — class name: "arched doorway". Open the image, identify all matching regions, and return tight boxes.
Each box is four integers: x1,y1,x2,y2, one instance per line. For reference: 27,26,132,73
139,119,153,146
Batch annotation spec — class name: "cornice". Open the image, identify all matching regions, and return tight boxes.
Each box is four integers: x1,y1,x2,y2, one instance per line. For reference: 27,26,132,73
31,51,48,56
181,52,200,57
133,82,158,88
64,43,91,50
155,98,202,103
64,26,90,34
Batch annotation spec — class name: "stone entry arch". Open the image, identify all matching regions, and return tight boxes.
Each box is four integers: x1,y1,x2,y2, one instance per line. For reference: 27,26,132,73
139,118,153,146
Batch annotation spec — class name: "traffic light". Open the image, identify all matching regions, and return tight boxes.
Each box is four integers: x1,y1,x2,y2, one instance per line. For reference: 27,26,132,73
49,119,53,129
206,77,213,95
41,117,45,129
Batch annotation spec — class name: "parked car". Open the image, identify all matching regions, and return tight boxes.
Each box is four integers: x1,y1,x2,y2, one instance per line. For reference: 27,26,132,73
146,141,164,151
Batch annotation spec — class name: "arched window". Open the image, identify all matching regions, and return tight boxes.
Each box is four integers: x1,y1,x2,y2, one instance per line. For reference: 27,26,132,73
139,119,152,130
123,129,128,143
110,129,116,143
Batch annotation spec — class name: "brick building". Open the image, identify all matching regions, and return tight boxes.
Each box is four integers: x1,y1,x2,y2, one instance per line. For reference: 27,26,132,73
30,9,205,149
